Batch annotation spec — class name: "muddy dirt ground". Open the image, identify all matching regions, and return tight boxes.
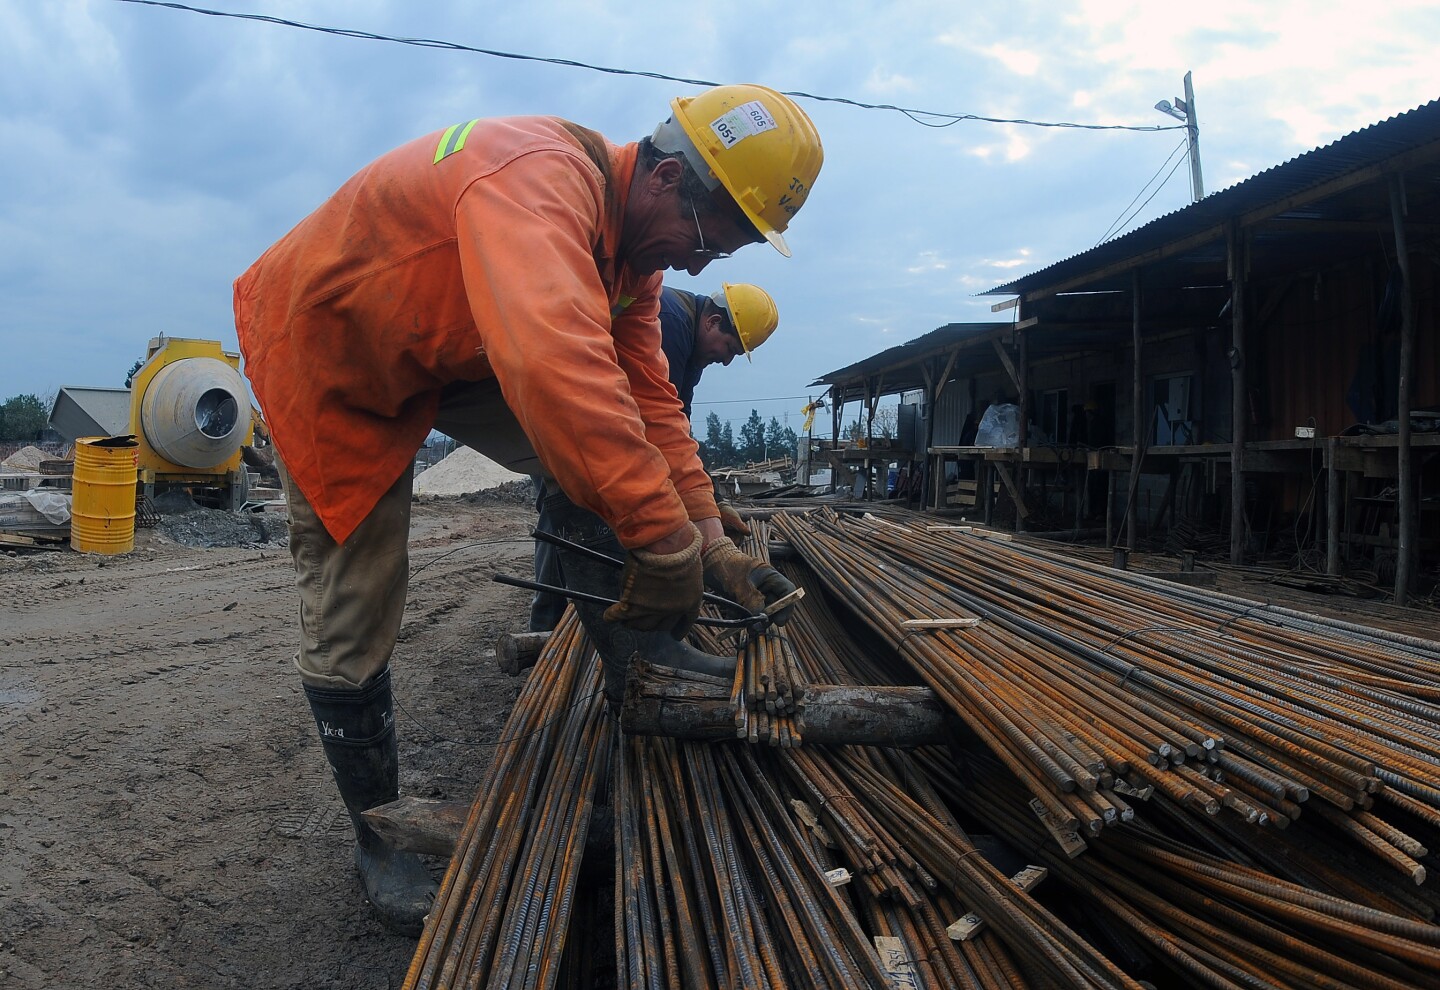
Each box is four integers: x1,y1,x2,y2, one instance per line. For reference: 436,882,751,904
0,496,538,989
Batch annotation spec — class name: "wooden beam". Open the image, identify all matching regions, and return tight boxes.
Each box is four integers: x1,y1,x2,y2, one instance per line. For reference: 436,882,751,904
622,678,950,747
496,630,551,676
1013,316,1039,331
933,347,960,402
991,338,1021,392
991,297,1020,312
1128,269,1143,551
1257,217,1440,236
1228,221,1249,565
991,462,1030,520
1326,438,1341,576
1389,173,1416,605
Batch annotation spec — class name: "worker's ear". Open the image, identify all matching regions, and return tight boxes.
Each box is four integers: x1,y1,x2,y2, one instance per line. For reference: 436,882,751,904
642,156,685,195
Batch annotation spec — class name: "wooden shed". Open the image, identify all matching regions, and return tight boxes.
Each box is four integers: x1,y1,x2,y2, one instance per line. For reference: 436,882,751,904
813,99,1440,603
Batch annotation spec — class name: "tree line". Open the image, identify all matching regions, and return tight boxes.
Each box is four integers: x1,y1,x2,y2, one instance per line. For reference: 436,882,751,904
696,410,800,469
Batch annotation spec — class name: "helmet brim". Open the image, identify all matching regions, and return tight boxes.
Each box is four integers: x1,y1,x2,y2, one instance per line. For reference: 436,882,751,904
761,227,792,258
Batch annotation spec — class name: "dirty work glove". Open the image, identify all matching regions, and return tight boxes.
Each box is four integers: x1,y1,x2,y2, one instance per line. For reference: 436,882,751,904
701,537,798,625
716,501,751,538
603,524,704,639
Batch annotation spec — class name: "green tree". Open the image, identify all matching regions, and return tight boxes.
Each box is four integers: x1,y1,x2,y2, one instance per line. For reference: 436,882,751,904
699,411,736,469
720,420,737,466
765,417,798,461
124,358,145,388
0,393,48,442
738,408,766,463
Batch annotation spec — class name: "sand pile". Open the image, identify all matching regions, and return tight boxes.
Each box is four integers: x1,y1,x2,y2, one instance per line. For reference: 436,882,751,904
414,446,526,496
1,445,49,472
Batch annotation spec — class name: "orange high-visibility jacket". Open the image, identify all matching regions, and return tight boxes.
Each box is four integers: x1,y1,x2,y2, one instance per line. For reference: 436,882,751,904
234,116,718,548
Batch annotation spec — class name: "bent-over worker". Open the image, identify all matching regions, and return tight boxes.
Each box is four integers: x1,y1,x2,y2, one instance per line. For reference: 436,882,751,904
528,281,779,631
233,84,823,935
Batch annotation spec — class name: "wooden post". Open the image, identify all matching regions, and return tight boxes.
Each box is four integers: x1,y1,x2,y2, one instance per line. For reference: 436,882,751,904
1017,319,1030,533
1128,268,1143,551
1326,438,1341,576
1228,222,1248,565
1388,174,1416,605
983,460,995,526
497,630,551,676
622,678,949,747
1105,468,1116,547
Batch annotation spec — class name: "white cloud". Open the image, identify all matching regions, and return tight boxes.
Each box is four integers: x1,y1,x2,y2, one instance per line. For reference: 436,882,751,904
981,44,1042,77
906,251,949,274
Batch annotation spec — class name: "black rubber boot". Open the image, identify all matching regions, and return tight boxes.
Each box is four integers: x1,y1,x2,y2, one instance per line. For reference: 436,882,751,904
540,485,736,703
304,667,438,936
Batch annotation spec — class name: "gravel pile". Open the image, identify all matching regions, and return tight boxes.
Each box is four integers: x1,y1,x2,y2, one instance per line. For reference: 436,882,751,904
459,478,538,506
157,509,288,548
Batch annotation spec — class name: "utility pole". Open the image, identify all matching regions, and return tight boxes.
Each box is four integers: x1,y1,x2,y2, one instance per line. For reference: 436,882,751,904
1182,71,1204,200
1155,71,1205,202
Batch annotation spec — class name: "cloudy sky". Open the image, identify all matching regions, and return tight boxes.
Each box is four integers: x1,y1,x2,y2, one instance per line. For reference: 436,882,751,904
3,0,1439,438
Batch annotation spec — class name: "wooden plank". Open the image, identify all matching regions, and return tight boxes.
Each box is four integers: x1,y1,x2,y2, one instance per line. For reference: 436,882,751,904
362,796,470,857
0,531,68,548
991,462,1030,520
990,297,1020,312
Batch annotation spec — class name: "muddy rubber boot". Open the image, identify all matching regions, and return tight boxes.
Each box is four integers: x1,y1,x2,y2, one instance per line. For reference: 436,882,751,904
304,667,437,936
541,486,736,704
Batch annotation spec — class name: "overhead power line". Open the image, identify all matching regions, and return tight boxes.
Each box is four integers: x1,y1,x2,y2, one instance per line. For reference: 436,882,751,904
113,0,1187,134
1094,138,1188,246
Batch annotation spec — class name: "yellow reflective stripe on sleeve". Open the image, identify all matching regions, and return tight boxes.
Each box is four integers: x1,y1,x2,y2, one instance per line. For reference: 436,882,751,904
433,119,480,164
610,295,636,318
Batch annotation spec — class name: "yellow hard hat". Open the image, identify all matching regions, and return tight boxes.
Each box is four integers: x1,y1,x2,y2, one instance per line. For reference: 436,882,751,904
713,283,779,361
652,84,823,258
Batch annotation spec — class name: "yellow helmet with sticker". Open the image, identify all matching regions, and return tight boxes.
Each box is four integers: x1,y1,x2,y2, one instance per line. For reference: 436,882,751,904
713,283,779,361
652,84,823,257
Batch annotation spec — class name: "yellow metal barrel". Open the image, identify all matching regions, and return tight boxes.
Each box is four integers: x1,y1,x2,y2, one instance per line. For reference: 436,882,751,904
70,436,139,554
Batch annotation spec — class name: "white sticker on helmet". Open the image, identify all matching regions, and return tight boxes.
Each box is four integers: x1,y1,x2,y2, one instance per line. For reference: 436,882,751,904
709,101,777,149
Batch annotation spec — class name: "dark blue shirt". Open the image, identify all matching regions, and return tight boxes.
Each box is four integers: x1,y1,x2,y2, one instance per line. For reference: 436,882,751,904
658,287,705,419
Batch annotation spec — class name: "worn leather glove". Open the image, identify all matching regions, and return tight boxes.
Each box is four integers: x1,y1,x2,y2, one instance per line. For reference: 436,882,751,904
603,524,704,639
716,501,751,538
701,537,798,625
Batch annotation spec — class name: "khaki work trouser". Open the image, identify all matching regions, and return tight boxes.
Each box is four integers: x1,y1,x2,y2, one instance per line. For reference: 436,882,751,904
282,379,548,689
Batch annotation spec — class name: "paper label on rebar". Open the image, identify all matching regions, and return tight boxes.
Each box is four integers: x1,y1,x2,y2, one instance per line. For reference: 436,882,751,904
947,866,1046,942
824,867,852,887
1113,779,1154,801
873,936,919,988
1029,798,1088,857
947,913,984,941
1013,865,1047,891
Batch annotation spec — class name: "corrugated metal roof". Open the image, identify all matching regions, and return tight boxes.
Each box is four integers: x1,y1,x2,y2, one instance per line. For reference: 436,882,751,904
808,323,1000,388
987,97,1440,297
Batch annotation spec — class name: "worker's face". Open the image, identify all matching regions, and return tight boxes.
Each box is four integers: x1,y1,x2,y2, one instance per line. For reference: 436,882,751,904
694,312,746,368
623,160,761,276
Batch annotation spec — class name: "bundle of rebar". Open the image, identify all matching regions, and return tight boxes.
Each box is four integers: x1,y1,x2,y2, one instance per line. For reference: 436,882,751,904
408,506,1440,989
405,613,613,989
772,509,1440,883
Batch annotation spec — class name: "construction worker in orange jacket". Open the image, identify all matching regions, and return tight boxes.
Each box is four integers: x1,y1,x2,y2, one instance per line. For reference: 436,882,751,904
233,84,823,934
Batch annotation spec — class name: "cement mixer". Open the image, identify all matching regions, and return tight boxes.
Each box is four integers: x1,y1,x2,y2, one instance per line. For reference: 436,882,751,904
126,336,254,509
